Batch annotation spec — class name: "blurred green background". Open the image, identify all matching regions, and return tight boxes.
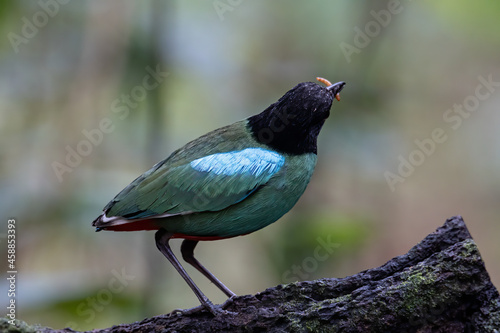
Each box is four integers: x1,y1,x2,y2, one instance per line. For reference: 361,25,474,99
1,0,499,330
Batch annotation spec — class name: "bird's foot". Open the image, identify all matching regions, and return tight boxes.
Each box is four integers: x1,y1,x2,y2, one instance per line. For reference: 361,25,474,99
203,299,237,316
169,298,237,316
169,304,205,316
220,295,236,310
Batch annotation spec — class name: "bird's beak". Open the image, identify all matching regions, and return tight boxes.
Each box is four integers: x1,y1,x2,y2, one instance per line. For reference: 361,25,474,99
326,81,346,101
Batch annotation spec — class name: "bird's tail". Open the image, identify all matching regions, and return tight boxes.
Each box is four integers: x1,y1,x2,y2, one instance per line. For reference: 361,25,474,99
92,213,160,232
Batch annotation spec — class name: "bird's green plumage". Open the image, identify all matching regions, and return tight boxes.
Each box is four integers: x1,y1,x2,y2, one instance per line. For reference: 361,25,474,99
155,152,316,238
102,120,317,238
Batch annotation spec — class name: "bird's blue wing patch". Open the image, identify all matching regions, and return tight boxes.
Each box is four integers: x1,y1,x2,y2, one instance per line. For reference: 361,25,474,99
105,148,285,218
190,148,284,177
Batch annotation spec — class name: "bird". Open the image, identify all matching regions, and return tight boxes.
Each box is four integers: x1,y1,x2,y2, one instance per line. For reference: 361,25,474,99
92,77,346,315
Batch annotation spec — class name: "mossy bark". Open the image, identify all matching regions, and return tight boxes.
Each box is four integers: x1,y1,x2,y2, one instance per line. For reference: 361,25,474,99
6,216,500,332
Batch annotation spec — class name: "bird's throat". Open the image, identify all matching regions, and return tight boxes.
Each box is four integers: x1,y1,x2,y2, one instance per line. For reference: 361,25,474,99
247,111,321,155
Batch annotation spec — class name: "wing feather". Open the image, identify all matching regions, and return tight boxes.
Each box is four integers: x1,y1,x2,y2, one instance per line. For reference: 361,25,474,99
102,148,285,221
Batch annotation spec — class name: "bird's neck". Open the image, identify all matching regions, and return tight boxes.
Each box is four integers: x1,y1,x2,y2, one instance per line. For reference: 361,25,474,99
247,108,322,155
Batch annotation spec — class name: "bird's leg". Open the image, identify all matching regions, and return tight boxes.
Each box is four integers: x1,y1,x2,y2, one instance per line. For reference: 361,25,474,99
155,229,220,315
181,239,236,299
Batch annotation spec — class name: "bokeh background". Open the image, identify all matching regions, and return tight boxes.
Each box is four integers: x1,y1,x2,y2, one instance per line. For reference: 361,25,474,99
1,0,499,330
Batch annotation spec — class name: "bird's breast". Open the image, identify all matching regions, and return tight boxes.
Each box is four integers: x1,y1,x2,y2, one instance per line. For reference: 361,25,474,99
268,152,317,198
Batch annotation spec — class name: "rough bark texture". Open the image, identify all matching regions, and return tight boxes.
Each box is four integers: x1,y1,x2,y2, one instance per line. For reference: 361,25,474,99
4,216,500,332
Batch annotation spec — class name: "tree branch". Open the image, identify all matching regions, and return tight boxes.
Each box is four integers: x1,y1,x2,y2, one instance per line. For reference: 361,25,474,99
5,216,500,332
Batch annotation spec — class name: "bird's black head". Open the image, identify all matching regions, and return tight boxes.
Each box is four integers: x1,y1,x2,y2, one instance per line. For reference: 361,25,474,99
248,79,345,155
